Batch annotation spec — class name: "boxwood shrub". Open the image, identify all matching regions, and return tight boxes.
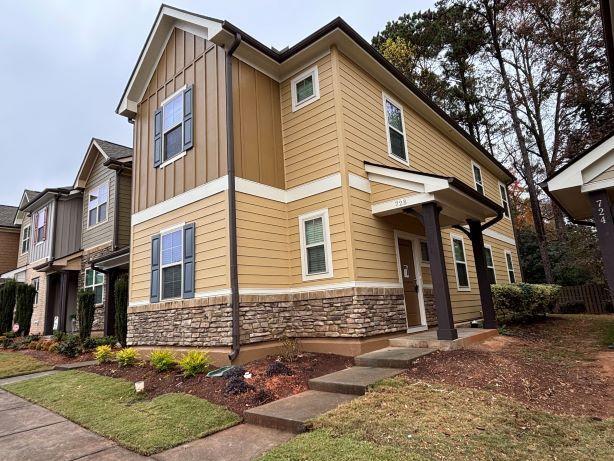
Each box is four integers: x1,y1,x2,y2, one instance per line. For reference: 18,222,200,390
491,283,561,325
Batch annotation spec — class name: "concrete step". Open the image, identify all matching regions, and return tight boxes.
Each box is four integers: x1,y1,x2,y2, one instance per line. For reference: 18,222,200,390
54,360,97,371
243,390,357,433
389,328,498,350
308,366,401,395
354,347,433,368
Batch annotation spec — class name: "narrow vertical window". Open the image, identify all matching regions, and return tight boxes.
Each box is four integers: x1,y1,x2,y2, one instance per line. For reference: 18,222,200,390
32,277,39,305
21,225,30,254
383,94,408,164
472,162,484,194
451,235,470,291
291,66,320,111
499,182,510,218
484,245,496,284
505,251,516,283
161,228,183,299
84,269,105,305
420,241,429,264
88,183,108,227
163,92,183,161
34,207,47,243
299,209,333,281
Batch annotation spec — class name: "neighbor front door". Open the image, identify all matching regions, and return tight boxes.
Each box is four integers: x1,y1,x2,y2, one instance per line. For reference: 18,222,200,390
398,238,421,327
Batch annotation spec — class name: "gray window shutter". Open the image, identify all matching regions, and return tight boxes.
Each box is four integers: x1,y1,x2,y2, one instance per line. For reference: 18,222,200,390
182,223,195,299
182,85,193,151
153,108,163,167
150,234,161,303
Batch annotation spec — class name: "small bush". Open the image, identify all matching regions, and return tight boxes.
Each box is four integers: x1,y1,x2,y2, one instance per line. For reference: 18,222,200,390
40,340,53,351
28,340,39,350
252,388,273,404
95,345,114,364
14,282,37,336
559,301,586,314
96,336,117,347
265,361,293,377
492,283,561,325
178,351,212,377
150,350,176,372
53,330,66,342
82,337,97,351
58,335,81,357
222,366,246,380
279,336,299,362
116,348,138,367
0,280,17,333
77,289,96,341
48,342,60,354
225,376,254,395
114,275,129,347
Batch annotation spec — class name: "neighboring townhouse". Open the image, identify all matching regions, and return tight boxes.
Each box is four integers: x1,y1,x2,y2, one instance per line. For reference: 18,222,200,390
116,6,522,363
0,205,20,275
73,138,132,336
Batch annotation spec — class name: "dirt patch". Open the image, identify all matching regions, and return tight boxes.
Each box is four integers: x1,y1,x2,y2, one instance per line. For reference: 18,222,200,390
85,352,353,416
404,315,614,419
16,349,94,365
597,351,614,379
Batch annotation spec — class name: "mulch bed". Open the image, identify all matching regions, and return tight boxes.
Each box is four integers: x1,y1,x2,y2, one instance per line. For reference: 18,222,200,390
403,315,614,419
85,352,353,416
16,349,95,365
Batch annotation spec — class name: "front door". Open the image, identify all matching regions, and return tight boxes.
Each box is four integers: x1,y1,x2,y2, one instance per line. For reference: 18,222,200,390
398,238,421,327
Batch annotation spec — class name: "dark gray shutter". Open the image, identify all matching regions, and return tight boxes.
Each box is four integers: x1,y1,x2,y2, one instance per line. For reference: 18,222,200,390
153,108,163,167
182,85,193,151
182,223,195,299
150,234,161,303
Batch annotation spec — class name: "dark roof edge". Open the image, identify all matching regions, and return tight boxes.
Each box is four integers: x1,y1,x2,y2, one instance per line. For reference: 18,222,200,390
20,188,72,211
90,246,130,265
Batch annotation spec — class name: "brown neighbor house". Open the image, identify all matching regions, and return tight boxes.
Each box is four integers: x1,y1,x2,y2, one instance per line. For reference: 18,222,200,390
117,5,522,365
0,205,20,276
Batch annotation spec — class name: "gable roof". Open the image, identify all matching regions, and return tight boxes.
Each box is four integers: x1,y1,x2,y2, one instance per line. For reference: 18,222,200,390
74,138,133,188
93,138,133,160
20,187,74,213
0,205,18,229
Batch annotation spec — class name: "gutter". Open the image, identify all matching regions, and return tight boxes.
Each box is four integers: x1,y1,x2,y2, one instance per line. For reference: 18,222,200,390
226,32,242,361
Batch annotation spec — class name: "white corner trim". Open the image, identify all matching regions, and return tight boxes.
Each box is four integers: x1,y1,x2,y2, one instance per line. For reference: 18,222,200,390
348,173,371,193
291,65,321,112
236,173,342,203
159,151,187,169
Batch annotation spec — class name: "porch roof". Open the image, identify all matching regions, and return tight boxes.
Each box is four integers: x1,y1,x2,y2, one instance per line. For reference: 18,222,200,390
364,162,503,227
91,246,130,271
34,250,82,273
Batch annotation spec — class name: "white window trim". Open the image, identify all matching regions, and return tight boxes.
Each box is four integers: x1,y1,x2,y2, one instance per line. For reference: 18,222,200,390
499,181,511,220
382,92,409,166
291,65,320,112
450,233,471,292
471,161,484,195
299,208,334,282
86,180,110,230
84,268,105,306
34,207,47,246
484,244,497,284
160,223,184,301
504,250,517,283
21,224,31,254
161,85,186,163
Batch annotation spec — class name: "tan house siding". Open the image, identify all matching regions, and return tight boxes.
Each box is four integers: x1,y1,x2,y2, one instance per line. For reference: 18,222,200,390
0,229,19,275
82,153,115,250
117,172,132,248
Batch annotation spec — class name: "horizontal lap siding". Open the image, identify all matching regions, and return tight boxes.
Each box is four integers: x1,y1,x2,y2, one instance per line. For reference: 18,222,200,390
371,183,418,204
0,230,19,274
443,232,481,322
129,192,228,302
483,235,522,284
82,153,115,250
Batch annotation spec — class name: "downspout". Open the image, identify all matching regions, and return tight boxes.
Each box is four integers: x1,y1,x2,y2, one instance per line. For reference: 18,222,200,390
226,32,242,361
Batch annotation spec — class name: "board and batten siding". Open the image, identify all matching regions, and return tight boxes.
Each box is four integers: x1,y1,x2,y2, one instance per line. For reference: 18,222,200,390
54,196,82,259
82,153,115,250
28,200,54,264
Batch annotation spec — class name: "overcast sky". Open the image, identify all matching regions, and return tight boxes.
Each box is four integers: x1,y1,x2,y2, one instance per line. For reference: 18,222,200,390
0,0,435,205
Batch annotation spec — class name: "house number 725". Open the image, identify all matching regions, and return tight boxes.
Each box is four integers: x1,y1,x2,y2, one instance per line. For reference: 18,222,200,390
594,199,607,224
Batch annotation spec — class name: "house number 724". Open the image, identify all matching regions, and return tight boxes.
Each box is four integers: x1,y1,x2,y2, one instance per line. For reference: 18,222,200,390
594,199,607,224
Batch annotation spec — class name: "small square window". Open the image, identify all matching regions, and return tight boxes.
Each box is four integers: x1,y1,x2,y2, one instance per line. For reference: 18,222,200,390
383,94,408,164
291,66,320,112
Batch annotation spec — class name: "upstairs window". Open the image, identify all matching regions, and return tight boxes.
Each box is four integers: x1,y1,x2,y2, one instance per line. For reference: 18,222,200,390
499,182,511,218
484,245,496,284
85,268,104,305
291,66,320,111
33,207,47,244
505,250,517,283
161,228,183,300
299,209,333,281
472,162,484,194
383,94,408,165
21,225,30,254
88,182,108,228
451,234,470,291
163,93,183,160
153,86,193,168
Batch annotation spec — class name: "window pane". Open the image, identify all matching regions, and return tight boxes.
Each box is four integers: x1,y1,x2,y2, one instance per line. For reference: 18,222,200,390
505,253,513,270
98,183,108,204
162,230,182,265
385,100,403,132
89,208,97,227
473,165,482,183
420,241,429,262
509,270,516,283
162,265,182,299
296,75,314,103
98,202,107,223
456,263,469,287
307,245,326,274
484,248,494,267
476,183,484,195
85,270,93,286
95,271,104,285
163,94,183,131
453,239,466,262
88,192,98,210
37,227,45,241
164,125,182,160
389,128,406,160
94,285,103,304
304,218,324,245
487,268,496,285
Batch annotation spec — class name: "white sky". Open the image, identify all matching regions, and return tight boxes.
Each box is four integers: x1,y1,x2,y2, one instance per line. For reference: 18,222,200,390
0,0,435,205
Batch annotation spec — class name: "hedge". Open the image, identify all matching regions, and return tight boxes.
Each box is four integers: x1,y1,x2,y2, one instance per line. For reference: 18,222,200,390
78,289,96,341
491,283,561,325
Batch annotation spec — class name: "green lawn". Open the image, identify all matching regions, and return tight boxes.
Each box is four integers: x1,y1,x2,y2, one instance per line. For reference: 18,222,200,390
3,370,240,455
260,379,613,461
0,351,52,378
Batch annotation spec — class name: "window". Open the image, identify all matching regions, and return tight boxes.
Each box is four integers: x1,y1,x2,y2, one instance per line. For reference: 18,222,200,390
87,182,108,227
291,66,320,111
383,94,408,164
161,228,183,300
21,225,30,254
154,86,193,168
472,162,484,195
85,269,104,305
299,209,333,281
33,207,47,243
420,241,429,264
499,182,510,218
163,92,183,161
484,245,496,284
505,251,516,283
451,235,470,291
32,278,39,305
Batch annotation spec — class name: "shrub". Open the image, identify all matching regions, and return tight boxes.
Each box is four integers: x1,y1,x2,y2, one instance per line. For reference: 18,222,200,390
222,366,246,380
48,342,60,353
53,330,66,342
150,350,176,372
0,280,17,333
116,348,138,367
58,334,81,357
279,336,299,362
40,340,53,351
95,345,114,364
115,275,129,347
491,283,561,325
77,289,96,341
14,282,37,336
265,361,293,377
559,301,586,314
28,340,39,350
82,337,97,351
96,336,117,347
252,388,273,404
224,376,254,395
178,351,212,377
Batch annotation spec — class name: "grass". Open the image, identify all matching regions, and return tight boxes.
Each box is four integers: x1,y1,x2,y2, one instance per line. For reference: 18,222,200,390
598,317,614,346
3,370,240,455
0,351,52,378
259,379,613,461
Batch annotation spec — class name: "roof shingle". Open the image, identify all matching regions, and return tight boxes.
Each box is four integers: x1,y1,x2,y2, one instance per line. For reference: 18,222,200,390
0,205,18,228
93,139,133,160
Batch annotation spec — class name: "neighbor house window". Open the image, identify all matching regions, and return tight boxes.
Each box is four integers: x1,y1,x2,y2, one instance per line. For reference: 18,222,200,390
33,207,47,243
299,209,333,281
32,278,39,305
420,241,429,264
87,182,108,227
291,66,320,112
161,228,183,300
383,94,408,164
505,250,516,283
451,235,470,291
499,182,510,218
21,225,30,254
163,92,184,161
84,269,104,305
484,245,496,284
472,162,484,195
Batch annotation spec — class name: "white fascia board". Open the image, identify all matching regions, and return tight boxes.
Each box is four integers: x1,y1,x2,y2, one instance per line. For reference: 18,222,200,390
348,173,371,193
364,163,449,192
371,193,434,216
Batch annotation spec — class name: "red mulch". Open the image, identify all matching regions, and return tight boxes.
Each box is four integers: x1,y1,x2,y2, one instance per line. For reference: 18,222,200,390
85,352,353,416
16,349,94,365
403,315,614,419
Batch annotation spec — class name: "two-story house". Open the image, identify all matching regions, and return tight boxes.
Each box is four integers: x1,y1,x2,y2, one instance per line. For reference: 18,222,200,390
0,205,20,276
117,6,521,364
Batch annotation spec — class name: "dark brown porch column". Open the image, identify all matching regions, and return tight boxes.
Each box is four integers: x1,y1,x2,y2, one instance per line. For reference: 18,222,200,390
58,271,69,332
104,271,117,337
467,219,498,329
589,189,614,301
422,202,458,340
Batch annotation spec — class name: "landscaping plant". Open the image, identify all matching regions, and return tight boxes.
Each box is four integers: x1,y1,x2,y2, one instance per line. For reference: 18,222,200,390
0,279,17,333
77,289,96,341
13,282,37,336
178,351,212,377
224,376,254,395
116,348,138,367
491,283,561,324
58,334,81,357
265,361,293,377
96,336,117,347
222,366,246,380
114,274,129,347
95,345,114,364
150,350,176,372
82,337,97,351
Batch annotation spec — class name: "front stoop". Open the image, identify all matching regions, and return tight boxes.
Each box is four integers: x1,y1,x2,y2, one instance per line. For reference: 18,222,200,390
389,328,498,351
354,347,433,368
308,367,402,395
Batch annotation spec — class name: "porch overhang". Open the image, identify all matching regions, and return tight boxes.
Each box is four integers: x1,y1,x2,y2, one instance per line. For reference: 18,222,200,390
365,162,503,227
91,247,130,272
34,251,83,273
